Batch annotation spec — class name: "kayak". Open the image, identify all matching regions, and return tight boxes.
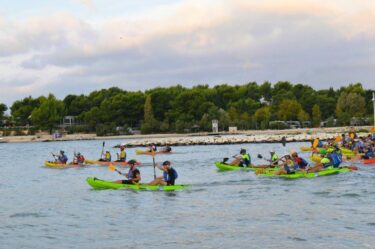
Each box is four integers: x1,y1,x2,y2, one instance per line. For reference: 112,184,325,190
135,150,172,155
44,161,90,168
85,159,141,166
215,162,279,171
363,158,375,164
257,167,351,179
300,146,355,156
86,177,191,191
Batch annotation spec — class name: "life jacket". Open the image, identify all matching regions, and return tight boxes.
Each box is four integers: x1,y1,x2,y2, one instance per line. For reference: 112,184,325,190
294,157,309,169
241,153,251,166
127,167,139,181
163,168,178,185
320,157,331,168
59,154,68,164
120,150,126,160
77,155,85,163
327,152,341,167
105,152,111,161
271,154,279,162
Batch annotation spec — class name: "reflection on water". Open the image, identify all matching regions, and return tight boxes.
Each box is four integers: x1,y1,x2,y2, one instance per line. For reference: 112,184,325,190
0,140,375,249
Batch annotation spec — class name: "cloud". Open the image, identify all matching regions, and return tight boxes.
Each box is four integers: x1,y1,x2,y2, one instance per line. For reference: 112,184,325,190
73,0,95,10
0,0,374,105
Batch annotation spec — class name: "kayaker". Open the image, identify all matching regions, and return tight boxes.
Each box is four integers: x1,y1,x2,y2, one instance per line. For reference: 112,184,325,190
307,149,332,173
270,151,279,165
291,152,309,170
326,148,342,168
362,143,374,159
230,149,251,167
57,150,68,164
161,145,172,152
112,160,141,184
76,152,85,164
272,155,298,175
99,151,112,162
115,145,126,162
148,161,178,186
148,143,157,152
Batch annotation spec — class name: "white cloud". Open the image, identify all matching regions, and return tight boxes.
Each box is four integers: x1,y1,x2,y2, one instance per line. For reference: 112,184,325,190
0,0,374,105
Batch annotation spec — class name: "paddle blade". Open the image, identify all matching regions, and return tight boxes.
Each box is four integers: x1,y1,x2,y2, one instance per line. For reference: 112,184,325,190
108,164,116,171
313,139,319,149
257,154,263,159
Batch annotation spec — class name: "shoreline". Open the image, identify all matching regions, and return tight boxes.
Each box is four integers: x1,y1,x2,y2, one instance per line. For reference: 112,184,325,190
0,126,372,146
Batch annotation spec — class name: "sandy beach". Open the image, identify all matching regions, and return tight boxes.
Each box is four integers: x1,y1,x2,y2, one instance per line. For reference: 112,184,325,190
1,126,372,146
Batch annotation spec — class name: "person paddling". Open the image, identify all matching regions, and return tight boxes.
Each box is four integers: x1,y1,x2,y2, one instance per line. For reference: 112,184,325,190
291,152,309,170
227,149,251,167
148,161,178,186
73,152,85,164
56,150,68,164
99,151,112,162
115,145,126,162
270,151,279,165
112,160,141,184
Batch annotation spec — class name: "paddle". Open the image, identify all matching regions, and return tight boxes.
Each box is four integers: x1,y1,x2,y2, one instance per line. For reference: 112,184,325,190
108,164,123,175
151,148,156,179
100,141,105,160
312,138,319,149
51,152,59,162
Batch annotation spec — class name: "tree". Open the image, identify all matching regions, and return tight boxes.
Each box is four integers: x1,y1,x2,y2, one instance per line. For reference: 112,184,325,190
312,104,321,127
11,96,42,125
336,92,366,118
277,99,302,121
297,109,310,123
254,106,271,129
0,103,7,119
141,95,158,134
30,94,65,132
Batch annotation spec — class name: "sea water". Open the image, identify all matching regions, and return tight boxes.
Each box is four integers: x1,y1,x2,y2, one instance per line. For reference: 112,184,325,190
0,140,374,249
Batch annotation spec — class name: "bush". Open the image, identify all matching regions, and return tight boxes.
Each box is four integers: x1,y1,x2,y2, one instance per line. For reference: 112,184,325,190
96,123,117,136
269,122,289,130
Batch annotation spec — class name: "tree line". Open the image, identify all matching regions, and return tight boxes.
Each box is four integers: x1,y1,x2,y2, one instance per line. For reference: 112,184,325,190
0,82,373,135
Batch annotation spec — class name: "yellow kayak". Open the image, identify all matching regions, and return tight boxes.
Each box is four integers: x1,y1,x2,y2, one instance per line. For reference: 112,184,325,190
44,161,91,168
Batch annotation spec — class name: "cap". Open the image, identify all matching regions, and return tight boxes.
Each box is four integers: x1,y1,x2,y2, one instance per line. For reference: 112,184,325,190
162,161,171,166
128,159,137,164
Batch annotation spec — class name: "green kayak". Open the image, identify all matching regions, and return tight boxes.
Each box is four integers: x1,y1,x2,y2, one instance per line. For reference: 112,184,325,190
86,177,191,191
215,162,279,171
257,167,351,179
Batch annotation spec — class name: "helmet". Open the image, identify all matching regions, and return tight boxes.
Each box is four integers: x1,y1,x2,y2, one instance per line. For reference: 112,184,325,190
319,149,327,155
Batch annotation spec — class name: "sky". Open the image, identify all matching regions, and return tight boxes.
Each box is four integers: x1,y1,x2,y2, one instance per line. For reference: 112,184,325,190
0,0,374,105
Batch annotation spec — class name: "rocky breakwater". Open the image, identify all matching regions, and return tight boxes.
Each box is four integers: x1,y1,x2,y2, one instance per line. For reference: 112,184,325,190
124,132,353,147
